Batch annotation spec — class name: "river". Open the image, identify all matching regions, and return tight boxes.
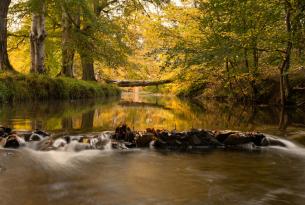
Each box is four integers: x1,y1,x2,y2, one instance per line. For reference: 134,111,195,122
0,92,305,205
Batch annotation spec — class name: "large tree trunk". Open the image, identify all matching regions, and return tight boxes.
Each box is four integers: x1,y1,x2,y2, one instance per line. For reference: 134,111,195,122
0,0,14,72
61,4,75,77
80,54,96,81
78,0,103,81
81,110,95,129
279,5,293,106
30,2,47,74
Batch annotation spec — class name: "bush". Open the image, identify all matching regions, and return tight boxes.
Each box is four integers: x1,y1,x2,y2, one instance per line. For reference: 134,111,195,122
0,73,121,103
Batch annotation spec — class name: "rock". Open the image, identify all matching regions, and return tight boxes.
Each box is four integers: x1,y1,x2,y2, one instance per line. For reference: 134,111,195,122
32,137,53,151
16,131,32,142
152,139,167,149
78,136,91,144
33,130,49,137
29,133,44,141
115,123,135,142
261,137,286,147
222,132,267,147
187,130,223,147
248,133,266,146
190,135,202,145
90,133,111,150
3,135,26,149
136,133,155,147
0,127,12,138
215,130,238,143
0,125,289,151
155,130,170,141
52,138,67,149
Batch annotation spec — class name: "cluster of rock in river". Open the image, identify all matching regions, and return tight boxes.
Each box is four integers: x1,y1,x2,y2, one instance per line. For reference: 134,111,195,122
0,124,286,151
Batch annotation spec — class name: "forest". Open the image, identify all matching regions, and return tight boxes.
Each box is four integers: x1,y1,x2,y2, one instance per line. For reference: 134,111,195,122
0,0,305,106
2,1,305,204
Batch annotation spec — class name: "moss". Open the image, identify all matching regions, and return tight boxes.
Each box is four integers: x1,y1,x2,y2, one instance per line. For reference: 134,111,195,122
0,73,121,103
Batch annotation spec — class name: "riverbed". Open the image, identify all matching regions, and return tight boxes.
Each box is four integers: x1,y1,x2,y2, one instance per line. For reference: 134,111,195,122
0,92,305,205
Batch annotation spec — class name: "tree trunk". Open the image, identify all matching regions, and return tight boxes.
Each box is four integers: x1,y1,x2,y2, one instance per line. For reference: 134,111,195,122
61,4,75,77
251,46,259,101
0,0,14,72
81,110,95,129
80,54,96,81
78,0,103,81
30,2,47,74
62,117,73,130
279,5,293,106
279,106,288,131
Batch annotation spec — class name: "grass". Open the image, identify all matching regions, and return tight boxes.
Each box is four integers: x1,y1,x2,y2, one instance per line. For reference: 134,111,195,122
0,73,121,102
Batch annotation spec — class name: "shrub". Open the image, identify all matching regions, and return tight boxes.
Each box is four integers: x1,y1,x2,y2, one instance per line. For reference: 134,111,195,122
0,73,121,103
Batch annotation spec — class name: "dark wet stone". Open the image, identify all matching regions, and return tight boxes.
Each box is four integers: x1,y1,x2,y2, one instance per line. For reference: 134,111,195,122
4,135,22,149
222,132,270,147
0,125,288,151
19,132,32,142
29,133,44,141
261,137,286,147
153,139,167,149
190,135,201,145
156,131,170,141
215,131,238,143
188,130,223,147
115,124,135,142
223,133,254,146
0,127,12,138
249,133,266,146
136,133,155,147
34,130,49,137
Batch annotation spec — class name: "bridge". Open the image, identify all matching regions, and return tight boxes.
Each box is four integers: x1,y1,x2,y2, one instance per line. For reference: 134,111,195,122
103,79,174,87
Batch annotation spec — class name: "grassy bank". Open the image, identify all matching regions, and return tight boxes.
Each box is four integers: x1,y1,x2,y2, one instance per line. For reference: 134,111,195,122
0,73,121,102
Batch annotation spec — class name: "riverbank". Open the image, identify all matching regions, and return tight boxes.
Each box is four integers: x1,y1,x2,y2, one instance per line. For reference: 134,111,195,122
0,73,121,103
172,69,305,106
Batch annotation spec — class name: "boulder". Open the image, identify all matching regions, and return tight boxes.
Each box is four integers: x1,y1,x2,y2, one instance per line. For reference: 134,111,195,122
197,130,223,146
29,133,44,142
261,137,286,147
0,127,13,140
215,130,238,143
115,123,135,142
222,132,268,147
3,135,26,149
136,133,155,147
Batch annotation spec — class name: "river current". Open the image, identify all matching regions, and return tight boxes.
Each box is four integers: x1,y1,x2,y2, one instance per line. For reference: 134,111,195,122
0,92,305,205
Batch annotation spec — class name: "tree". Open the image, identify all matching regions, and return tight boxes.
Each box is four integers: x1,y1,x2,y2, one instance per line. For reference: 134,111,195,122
75,0,166,81
29,0,47,73
60,0,79,77
0,0,14,72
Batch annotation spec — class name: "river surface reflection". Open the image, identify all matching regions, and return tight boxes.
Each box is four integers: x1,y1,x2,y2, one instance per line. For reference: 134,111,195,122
1,92,305,205
0,92,305,144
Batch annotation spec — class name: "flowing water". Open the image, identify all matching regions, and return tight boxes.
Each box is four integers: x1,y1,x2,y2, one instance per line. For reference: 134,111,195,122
0,92,305,205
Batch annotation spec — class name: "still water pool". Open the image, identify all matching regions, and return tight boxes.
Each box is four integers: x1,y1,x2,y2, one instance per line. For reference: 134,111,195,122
0,92,305,205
